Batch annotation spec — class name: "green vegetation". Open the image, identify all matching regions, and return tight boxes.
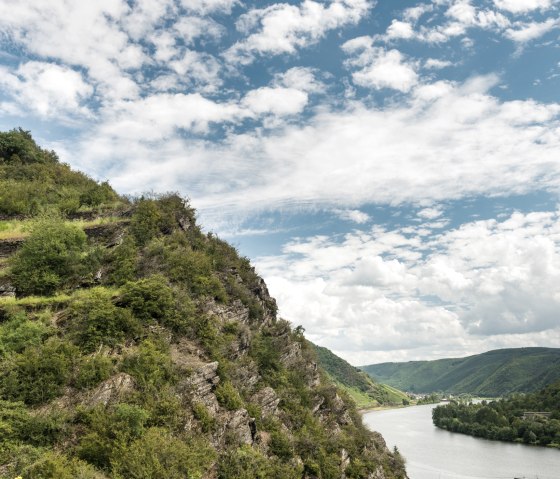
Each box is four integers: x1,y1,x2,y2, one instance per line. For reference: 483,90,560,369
362,347,560,396
0,128,123,216
0,130,407,479
10,217,89,296
432,381,560,447
312,343,410,408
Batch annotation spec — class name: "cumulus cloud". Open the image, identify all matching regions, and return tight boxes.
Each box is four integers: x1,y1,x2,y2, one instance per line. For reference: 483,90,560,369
343,39,419,91
334,209,371,224
273,67,327,94
417,207,444,220
0,62,93,119
256,210,560,364
493,0,553,13
242,87,309,116
0,1,143,100
224,0,370,63
385,20,416,40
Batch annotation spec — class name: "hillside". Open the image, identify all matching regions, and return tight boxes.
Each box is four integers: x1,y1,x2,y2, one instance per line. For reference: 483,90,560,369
361,348,560,396
0,129,407,479
312,344,410,408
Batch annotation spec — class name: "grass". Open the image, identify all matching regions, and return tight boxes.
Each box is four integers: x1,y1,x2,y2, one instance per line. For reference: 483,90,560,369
0,216,125,241
0,286,122,308
0,293,72,308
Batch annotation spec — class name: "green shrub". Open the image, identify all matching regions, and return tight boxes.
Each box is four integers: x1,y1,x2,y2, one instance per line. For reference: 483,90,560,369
67,288,141,352
217,445,302,479
0,310,51,356
10,218,88,296
75,354,114,390
77,403,150,469
106,235,138,285
22,451,109,479
130,199,161,246
269,430,294,461
142,236,227,301
111,427,215,479
0,338,78,405
215,381,243,411
120,275,179,326
22,451,75,479
192,402,216,433
122,340,175,393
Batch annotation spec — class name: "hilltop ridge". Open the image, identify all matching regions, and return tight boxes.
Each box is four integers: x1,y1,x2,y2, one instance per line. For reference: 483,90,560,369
361,347,560,396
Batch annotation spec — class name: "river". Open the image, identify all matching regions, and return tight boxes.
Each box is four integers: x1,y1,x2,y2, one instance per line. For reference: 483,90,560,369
362,404,560,479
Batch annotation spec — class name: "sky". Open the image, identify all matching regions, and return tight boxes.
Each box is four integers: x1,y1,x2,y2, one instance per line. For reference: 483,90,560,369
1,0,560,365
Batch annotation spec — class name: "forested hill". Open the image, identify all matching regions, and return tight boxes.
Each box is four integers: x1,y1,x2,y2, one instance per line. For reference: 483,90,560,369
311,343,410,408
432,381,560,447
361,347,560,396
0,129,407,479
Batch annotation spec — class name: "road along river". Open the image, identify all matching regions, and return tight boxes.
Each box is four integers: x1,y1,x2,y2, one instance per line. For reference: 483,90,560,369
363,404,559,479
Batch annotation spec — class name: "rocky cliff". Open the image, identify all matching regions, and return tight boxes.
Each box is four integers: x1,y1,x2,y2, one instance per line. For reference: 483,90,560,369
0,129,407,479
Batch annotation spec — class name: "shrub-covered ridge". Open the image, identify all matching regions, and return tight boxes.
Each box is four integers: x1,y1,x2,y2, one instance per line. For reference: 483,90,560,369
0,130,407,479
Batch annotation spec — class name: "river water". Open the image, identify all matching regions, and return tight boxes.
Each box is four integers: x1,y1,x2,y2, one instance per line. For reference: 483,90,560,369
363,404,560,479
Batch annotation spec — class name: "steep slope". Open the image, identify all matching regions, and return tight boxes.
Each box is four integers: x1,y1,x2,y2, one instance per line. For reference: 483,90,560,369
0,130,407,479
312,343,410,408
362,348,560,396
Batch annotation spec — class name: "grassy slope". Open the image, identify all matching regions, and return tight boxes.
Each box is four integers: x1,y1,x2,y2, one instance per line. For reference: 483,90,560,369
362,347,560,396
312,343,409,407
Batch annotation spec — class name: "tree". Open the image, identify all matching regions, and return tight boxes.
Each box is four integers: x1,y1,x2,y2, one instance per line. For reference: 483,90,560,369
10,218,88,296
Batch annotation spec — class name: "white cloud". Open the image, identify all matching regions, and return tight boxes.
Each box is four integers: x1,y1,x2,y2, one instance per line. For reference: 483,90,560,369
242,87,309,116
417,207,444,220
256,210,560,364
334,209,371,224
96,93,245,141
225,0,370,63
180,0,238,14
403,4,434,23
75,75,560,223
494,0,553,13
386,20,415,40
424,58,454,69
505,18,560,42
0,1,143,100
343,40,419,91
0,62,93,119
273,67,327,94
169,50,223,89
173,16,225,45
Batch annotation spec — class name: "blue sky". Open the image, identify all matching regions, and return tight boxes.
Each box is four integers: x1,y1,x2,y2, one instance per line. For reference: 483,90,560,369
1,0,560,364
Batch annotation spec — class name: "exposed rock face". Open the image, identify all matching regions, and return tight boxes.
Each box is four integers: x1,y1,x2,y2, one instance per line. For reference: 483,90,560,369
250,387,280,416
203,299,250,325
0,238,23,258
85,373,135,407
0,279,15,297
180,361,221,412
220,408,255,445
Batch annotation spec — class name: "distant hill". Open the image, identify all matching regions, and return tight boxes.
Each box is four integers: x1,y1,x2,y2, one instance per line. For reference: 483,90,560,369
311,343,410,408
361,347,560,397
